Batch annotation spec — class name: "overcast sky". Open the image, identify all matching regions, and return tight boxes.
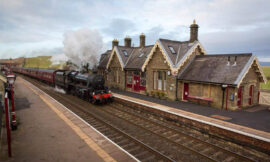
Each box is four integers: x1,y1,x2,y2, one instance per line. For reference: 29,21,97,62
0,0,270,61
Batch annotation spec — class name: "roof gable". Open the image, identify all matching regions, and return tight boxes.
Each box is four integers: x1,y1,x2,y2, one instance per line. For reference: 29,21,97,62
125,45,154,70
106,47,125,70
116,46,134,65
98,50,111,69
234,56,267,87
142,39,206,74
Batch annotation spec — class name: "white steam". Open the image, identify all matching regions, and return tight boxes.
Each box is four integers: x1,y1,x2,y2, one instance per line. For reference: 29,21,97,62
54,86,66,94
50,53,68,65
51,28,105,69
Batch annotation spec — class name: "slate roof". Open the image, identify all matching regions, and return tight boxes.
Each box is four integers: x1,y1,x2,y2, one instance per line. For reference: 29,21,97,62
116,46,135,65
98,50,111,69
124,45,154,69
158,39,197,67
178,53,257,85
103,45,154,70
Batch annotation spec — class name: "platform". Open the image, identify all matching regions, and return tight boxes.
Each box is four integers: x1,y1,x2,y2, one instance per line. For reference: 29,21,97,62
5,77,136,162
112,90,270,142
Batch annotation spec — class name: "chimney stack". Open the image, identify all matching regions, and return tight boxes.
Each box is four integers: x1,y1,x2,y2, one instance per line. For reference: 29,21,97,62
112,39,119,49
189,19,199,43
233,56,237,66
124,36,131,47
227,56,231,66
140,33,145,48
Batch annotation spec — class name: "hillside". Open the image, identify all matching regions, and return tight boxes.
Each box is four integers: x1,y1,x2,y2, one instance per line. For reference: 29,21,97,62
260,66,270,90
23,56,64,69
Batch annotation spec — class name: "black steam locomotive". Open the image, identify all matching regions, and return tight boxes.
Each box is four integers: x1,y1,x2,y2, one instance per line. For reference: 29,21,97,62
13,68,113,104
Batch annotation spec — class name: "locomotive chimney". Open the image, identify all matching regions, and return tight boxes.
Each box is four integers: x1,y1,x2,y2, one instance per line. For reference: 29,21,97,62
124,36,131,47
112,39,119,49
189,19,199,43
140,33,145,48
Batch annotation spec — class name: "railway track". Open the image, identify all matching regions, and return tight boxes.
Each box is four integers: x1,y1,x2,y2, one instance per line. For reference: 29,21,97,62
20,75,268,161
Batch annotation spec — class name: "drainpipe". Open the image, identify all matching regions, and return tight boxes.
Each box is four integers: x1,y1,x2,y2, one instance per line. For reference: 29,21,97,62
175,77,178,100
221,84,228,109
124,70,126,91
225,86,229,110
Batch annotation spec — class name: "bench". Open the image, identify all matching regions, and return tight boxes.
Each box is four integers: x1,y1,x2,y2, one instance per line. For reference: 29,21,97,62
187,95,213,106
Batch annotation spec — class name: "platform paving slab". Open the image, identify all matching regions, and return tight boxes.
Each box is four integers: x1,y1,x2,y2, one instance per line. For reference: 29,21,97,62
2,77,136,162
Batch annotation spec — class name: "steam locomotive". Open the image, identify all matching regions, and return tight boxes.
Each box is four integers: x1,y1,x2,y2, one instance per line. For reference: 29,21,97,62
12,67,113,103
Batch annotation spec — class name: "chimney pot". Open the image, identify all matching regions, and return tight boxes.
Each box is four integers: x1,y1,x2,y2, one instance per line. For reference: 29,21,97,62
233,56,237,66
112,39,119,49
124,36,131,47
227,56,231,66
140,33,145,48
189,19,199,43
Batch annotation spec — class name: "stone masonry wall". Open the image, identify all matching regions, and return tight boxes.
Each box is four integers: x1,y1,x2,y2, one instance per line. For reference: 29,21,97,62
177,47,204,74
107,53,125,90
145,47,177,100
240,64,260,108
178,82,238,110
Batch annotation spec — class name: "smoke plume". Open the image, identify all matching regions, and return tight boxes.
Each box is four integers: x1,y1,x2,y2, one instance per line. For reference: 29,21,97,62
51,28,105,69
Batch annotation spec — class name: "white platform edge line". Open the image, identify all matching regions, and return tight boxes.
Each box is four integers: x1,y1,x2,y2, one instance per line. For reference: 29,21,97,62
115,94,270,143
21,78,139,162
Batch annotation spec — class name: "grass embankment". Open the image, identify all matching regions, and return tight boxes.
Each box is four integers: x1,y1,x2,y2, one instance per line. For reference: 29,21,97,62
24,56,63,69
260,66,270,90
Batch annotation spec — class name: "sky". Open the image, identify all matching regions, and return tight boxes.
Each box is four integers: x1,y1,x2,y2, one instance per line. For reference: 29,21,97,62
0,0,270,62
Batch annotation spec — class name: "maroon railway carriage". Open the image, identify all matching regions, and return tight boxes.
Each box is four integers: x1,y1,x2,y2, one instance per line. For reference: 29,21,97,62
13,68,62,85
36,69,62,84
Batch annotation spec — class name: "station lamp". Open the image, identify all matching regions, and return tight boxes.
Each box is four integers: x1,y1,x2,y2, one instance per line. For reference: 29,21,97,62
7,74,16,85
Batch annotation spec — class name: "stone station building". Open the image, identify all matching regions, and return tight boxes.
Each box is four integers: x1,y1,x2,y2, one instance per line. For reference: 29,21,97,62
98,21,267,110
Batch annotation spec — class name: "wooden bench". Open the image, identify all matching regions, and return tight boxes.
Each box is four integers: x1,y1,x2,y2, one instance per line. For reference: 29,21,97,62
187,95,213,106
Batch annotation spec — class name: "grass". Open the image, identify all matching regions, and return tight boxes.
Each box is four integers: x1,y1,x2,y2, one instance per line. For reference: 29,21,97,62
24,56,63,69
260,66,270,90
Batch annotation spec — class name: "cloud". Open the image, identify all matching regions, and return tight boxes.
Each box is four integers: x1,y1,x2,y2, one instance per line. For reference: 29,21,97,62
102,18,136,38
0,0,270,62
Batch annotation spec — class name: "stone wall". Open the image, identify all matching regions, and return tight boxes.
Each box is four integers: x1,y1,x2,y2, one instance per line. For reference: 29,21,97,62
177,46,204,74
145,47,177,100
178,81,238,110
239,64,260,107
145,45,204,101
107,53,125,90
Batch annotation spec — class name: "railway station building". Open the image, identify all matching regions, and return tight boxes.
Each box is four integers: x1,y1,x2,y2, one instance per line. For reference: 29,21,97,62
99,34,154,94
98,21,267,110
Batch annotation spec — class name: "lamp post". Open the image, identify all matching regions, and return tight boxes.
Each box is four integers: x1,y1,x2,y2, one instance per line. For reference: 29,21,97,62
7,74,17,130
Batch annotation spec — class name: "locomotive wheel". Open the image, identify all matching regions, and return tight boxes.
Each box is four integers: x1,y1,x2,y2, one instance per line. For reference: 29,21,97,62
90,98,96,104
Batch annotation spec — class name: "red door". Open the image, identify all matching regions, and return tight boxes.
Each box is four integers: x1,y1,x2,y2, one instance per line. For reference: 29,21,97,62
249,85,254,105
237,87,242,108
133,75,140,91
183,83,189,100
